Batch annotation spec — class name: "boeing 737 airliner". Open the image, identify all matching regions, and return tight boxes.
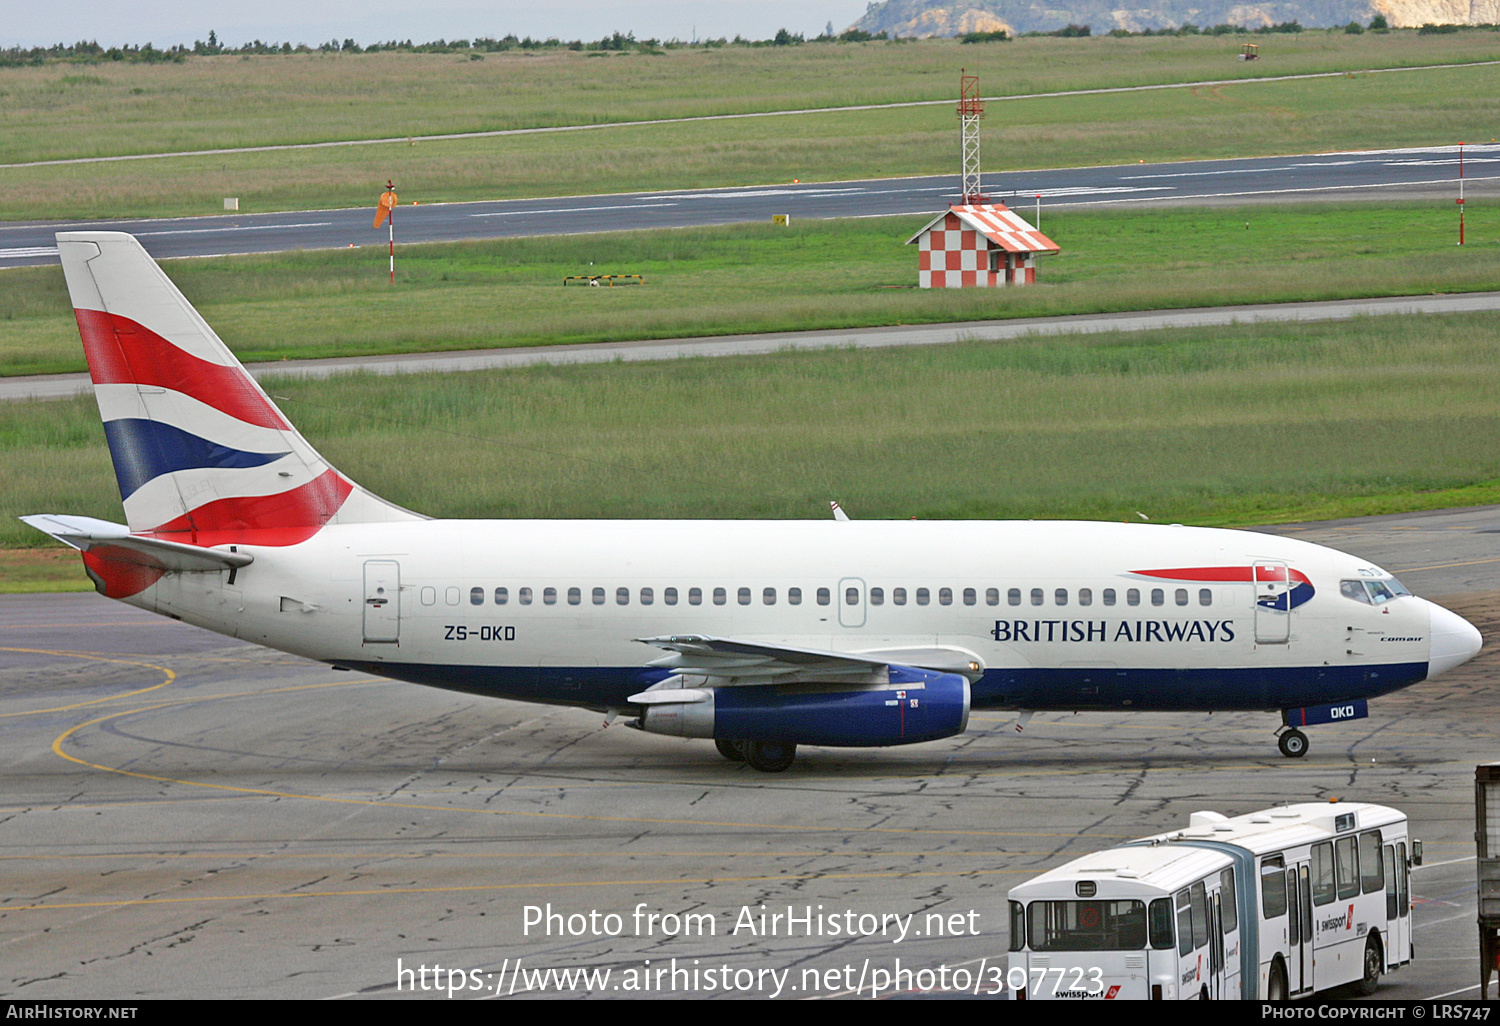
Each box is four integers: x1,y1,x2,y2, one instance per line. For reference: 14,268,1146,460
24,232,1484,771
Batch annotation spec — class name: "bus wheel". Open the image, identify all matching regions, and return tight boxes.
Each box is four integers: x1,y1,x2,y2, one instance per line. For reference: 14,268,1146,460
1278,729,1309,758
744,740,796,773
1356,934,1383,996
715,738,747,762
1268,961,1289,1001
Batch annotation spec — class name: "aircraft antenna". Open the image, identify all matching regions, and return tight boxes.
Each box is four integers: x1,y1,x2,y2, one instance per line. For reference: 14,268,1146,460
958,69,986,203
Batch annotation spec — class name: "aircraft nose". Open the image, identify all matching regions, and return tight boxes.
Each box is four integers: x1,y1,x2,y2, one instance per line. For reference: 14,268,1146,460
1426,601,1483,680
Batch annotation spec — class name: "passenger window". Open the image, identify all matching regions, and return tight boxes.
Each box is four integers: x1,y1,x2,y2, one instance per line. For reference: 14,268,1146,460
1175,890,1193,956
470,587,484,606
1149,898,1174,950
817,587,830,605
846,587,859,606
986,587,999,606
788,587,801,605
1220,868,1237,933
763,587,775,605
963,587,976,606
1199,589,1212,607
593,587,605,605
938,587,952,606
445,587,460,606
567,587,580,605
1030,588,1043,606
665,587,678,605
1008,588,1021,606
640,587,653,605
713,588,727,606
519,587,533,605
1312,842,1335,905
1078,588,1092,606
1384,845,1398,920
1055,588,1067,606
1103,588,1116,606
738,587,751,605
1261,857,1287,919
893,587,906,605
1127,588,1140,606
1360,832,1383,895
618,587,630,605
1336,836,1360,900
1190,883,1208,950
421,586,436,606
916,588,930,606
1151,588,1164,607
688,587,702,606
869,587,883,606
494,587,507,605
543,587,557,605
1175,588,1188,606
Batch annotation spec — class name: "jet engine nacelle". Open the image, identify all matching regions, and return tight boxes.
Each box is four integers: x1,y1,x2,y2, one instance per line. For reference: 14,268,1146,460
636,670,971,748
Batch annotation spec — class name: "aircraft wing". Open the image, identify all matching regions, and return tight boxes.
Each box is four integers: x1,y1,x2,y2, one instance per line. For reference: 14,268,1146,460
633,634,983,690
21,514,254,572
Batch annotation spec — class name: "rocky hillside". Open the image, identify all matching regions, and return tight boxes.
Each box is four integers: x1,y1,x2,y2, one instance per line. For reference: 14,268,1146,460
850,0,1500,34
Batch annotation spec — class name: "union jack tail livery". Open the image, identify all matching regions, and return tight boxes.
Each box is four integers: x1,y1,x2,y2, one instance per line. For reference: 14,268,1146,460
57,231,419,543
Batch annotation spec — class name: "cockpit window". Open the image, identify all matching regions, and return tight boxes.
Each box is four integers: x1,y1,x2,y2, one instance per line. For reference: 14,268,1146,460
1340,577,1412,606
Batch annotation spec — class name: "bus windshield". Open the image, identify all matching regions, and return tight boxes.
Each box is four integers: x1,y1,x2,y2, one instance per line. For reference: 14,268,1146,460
1026,900,1148,951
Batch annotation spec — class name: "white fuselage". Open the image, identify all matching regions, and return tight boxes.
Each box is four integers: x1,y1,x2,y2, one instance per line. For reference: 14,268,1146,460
123,518,1450,716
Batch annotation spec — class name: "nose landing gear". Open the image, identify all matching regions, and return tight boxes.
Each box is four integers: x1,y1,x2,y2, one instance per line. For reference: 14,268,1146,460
1277,727,1309,758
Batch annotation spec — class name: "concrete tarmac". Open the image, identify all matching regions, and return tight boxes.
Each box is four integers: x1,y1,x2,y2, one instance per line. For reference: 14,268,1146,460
1,507,1496,1000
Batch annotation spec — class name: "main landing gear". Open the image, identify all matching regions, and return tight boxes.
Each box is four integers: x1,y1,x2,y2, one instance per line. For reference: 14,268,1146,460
715,738,798,773
1276,727,1309,758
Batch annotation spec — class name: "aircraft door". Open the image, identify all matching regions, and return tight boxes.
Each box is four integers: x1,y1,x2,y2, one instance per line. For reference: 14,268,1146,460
838,577,866,628
1254,561,1291,644
363,560,401,644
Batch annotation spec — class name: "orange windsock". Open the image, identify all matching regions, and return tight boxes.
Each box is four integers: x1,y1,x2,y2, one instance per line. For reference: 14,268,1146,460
374,188,398,228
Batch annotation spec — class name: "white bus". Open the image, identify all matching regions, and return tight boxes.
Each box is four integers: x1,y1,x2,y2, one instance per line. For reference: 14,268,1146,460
1007,802,1416,1000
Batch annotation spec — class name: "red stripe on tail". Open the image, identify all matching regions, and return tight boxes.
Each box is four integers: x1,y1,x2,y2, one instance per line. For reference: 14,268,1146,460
74,308,290,430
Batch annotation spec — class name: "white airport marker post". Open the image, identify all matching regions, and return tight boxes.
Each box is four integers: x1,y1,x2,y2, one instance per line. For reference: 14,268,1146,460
1458,142,1466,247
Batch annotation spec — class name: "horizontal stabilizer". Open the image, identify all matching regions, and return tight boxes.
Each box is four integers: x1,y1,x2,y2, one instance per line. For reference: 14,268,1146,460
21,513,253,572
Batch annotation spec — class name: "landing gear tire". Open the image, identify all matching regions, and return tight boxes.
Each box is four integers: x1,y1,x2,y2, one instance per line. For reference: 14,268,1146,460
1356,934,1383,996
715,738,747,763
744,740,797,773
1278,729,1309,758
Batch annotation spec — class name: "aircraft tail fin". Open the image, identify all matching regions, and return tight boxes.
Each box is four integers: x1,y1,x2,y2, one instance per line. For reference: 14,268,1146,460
56,231,421,544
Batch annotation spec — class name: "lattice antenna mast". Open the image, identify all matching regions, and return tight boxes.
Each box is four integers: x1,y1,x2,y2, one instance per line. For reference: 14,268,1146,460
958,69,986,203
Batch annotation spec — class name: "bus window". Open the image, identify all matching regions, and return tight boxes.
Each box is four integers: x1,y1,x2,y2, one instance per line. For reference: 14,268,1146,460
1397,842,1409,916
1261,858,1287,919
1384,845,1398,920
1149,897,1174,949
1361,831,1384,894
1027,900,1147,952
1190,882,1209,950
1335,835,1360,900
1220,868,1237,933
1009,902,1026,951
1176,890,1193,956
1286,870,1299,946
1312,842,1336,906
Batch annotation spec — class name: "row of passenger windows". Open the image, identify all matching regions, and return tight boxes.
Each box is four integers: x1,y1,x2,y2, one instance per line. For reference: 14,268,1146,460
418,584,1217,608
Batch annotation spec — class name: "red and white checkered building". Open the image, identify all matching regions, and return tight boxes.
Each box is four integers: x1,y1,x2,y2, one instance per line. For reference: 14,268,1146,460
907,203,1060,288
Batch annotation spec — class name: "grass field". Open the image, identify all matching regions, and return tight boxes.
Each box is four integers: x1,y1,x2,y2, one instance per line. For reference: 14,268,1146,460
3,202,1494,377
3,33,1500,218
6,309,1500,589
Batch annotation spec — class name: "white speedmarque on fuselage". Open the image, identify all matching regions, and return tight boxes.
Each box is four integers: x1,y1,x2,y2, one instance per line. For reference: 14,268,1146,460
24,232,1484,772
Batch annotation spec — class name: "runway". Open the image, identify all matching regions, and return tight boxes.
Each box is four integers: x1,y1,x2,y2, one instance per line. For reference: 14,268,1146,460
2,144,1496,268
1,506,1495,999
